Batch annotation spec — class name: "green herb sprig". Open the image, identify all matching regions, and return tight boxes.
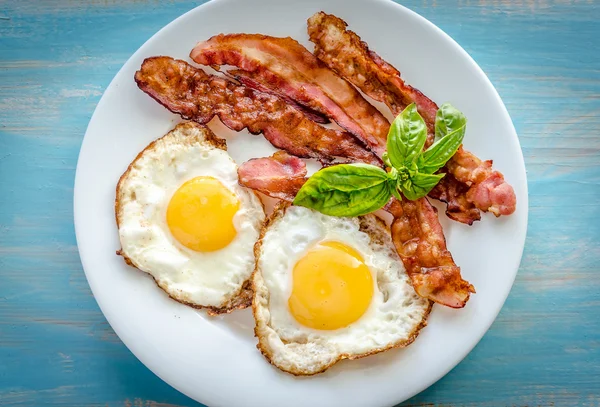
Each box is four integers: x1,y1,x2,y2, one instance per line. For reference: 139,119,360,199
293,103,466,217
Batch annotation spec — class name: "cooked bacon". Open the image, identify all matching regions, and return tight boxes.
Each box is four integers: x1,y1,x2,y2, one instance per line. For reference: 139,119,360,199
466,171,516,216
446,148,517,216
308,12,438,128
429,173,481,225
238,154,473,308
307,11,517,222
386,198,475,308
134,56,380,165
226,69,329,124
190,34,390,156
238,151,306,201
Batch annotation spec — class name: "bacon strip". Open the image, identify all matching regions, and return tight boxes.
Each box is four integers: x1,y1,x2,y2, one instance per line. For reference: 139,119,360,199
134,56,379,165
190,34,390,156
446,151,516,216
307,11,516,223
225,69,330,124
429,174,481,224
386,198,475,308
307,12,438,129
238,151,307,201
238,154,473,308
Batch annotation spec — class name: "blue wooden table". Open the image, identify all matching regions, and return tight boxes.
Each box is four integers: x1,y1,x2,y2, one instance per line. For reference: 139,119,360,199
1,1,599,406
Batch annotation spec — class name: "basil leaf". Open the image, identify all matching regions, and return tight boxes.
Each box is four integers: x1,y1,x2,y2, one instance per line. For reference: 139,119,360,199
386,103,428,168
293,164,392,217
389,182,403,201
420,126,465,174
434,103,467,140
398,172,445,200
419,103,467,174
305,163,389,191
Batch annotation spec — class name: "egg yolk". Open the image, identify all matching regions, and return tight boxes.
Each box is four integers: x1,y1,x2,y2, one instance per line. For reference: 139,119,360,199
166,176,239,252
288,241,374,330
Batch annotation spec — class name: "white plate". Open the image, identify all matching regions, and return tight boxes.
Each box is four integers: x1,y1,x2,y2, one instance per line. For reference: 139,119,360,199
74,0,528,406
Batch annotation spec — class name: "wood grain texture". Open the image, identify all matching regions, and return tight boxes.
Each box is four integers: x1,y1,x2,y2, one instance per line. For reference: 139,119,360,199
0,0,598,406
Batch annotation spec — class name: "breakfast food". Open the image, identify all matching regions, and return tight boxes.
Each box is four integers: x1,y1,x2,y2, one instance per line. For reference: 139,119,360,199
135,56,474,309
252,203,431,375
115,122,265,313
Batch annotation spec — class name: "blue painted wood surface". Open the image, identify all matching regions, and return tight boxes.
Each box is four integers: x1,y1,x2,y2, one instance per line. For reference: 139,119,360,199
1,0,599,406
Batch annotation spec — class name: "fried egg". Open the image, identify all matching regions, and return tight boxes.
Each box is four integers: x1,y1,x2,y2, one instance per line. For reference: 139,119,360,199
116,122,265,313
253,203,431,375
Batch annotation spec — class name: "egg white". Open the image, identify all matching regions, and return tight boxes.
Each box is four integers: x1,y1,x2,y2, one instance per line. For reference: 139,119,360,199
253,204,431,375
116,123,264,310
